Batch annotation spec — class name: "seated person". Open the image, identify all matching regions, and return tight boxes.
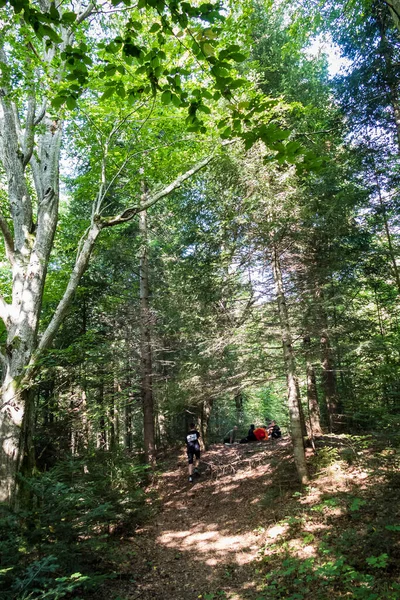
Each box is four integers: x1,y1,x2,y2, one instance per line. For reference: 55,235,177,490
239,424,257,443
268,420,282,439
224,425,238,444
247,424,257,441
253,426,268,441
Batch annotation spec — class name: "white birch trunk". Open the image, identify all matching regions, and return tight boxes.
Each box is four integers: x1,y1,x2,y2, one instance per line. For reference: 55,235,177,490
0,22,221,500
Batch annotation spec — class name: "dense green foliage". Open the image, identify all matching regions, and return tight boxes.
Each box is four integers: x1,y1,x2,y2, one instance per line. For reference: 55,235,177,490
0,453,149,598
1,0,400,596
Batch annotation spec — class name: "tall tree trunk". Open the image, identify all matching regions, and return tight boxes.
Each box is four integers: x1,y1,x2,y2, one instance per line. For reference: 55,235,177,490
303,337,323,436
200,398,213,450
374,287,392,407
374,173,400,294
306,360,323,436
109,373,120,452
139,202,156,465
124,376,133,451
320,329,338,432
80,388,90,452
234,392,243,425
1,359,37,502
271,246,309,484
0,88,62,501
109,397,116,453
296,379,308,438
314,284,338,432
97,377,107,450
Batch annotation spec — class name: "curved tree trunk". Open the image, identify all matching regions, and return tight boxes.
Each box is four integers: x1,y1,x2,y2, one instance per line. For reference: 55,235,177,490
0,16,220,502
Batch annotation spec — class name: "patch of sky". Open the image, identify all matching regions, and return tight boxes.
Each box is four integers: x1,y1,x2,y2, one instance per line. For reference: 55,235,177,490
305,33,351,78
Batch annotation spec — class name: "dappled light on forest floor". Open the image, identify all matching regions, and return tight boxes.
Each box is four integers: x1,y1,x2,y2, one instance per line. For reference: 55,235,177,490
104,439,301,600
101,436,400,600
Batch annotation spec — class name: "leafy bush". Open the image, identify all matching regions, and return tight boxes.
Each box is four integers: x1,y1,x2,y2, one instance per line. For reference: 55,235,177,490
0,450,149,599
311,446,342,471
260,551,395,600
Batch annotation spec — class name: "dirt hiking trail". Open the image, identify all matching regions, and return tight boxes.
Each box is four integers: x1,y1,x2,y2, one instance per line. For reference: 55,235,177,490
113,439,297,600
103,435,400,600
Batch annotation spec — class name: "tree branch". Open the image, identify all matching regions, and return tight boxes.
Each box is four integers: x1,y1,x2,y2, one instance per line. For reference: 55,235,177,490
76,2,95,24
383,1,400,26
23,95,36,167
0,47,33,250
0,212,15,265
101,152,216,228
33,99,47,126
36,220,103,354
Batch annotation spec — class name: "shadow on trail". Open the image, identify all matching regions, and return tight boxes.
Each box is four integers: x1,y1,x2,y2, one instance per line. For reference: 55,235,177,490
104,435,400,600
120,439,300,600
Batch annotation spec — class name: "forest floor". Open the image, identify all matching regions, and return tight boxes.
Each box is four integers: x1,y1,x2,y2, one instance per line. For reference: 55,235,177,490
101,435,400,600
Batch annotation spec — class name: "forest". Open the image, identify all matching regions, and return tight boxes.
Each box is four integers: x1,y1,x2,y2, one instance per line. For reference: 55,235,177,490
0,0,400,598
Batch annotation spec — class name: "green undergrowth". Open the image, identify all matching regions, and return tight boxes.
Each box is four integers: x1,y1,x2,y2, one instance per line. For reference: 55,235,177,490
0,451,151,600
254,435,400,600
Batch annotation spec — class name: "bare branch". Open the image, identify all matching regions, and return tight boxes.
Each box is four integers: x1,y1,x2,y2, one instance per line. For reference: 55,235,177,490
93,138,109,216
76,2,95,24
23,95,36,167
33,99,47,126
37,220,103,354
0,49,33,248
99,139,194,207
101,152,216,228
0,348,6,370
11,102,23,147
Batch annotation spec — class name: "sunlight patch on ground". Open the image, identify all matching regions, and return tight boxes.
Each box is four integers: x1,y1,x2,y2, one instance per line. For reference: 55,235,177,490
213,483,241,494
303,522,329,533
163,470,182,477
288,538,307,552
266,524,288,540
302,544,317,557
250,497,261,504
157,523,260,566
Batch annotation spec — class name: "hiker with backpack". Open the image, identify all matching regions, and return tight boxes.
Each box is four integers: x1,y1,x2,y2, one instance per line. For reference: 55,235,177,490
186,422,201,483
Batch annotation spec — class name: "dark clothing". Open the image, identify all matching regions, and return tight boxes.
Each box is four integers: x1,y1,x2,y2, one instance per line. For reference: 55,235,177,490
187,447,200,464
186,429,200,464
270,425,281,439
240,426,257,443
247,427,257,441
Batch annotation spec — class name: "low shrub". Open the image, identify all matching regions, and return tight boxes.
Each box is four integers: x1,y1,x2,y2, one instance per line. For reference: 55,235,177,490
0,450,149,599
